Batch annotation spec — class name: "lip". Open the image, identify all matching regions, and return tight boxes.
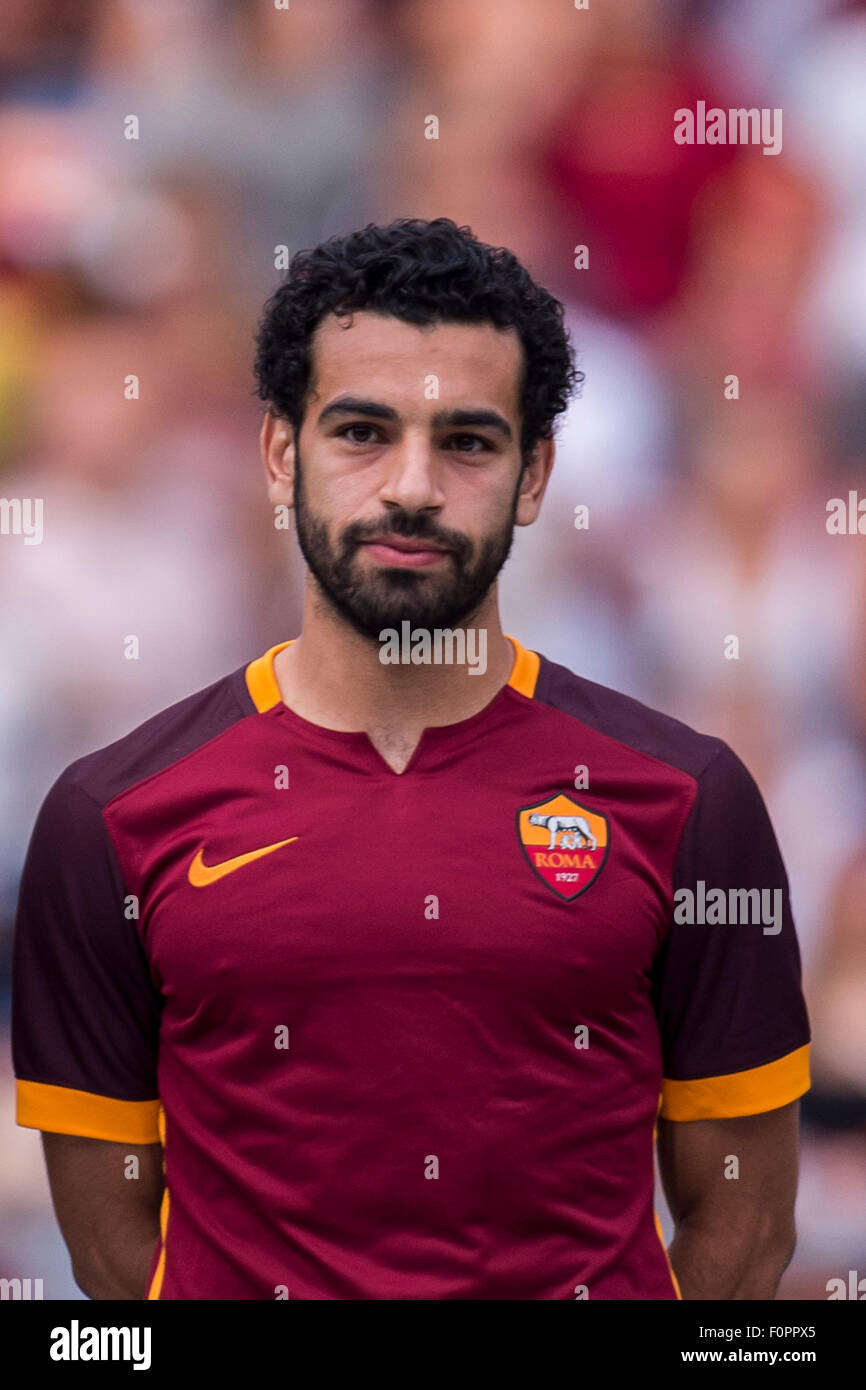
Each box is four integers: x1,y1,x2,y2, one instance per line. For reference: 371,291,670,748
360,538,451,569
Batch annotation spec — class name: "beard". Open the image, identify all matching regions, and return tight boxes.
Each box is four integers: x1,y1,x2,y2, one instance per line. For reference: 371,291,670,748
292,452,519,642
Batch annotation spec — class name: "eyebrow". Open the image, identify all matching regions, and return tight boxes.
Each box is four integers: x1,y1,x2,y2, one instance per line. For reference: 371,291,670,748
433,408,513,442
316,395,513,442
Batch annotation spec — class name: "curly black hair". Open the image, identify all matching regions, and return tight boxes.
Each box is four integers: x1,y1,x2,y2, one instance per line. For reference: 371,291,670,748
253,217,581,463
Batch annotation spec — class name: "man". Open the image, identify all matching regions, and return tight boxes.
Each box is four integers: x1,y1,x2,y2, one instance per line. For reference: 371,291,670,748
12,217,809,1300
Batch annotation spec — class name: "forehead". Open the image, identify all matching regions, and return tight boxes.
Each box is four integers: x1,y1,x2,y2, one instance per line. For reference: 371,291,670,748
307,310,524,418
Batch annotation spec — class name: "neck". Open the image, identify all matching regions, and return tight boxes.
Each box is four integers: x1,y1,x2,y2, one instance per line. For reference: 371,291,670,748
272,580,515,741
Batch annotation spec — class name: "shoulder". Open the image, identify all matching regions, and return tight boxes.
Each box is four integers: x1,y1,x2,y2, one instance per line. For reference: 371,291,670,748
532,650,728,783
43,662,254,815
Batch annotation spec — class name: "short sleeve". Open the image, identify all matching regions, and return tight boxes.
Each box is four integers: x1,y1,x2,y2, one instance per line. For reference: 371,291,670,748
653,743,810,1121
12,767,162,1142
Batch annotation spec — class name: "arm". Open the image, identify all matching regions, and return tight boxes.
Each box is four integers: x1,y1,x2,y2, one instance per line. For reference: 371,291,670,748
42,1134,164,1300
657,1100,799,1300
652,743,810,1298
12,769,164,1296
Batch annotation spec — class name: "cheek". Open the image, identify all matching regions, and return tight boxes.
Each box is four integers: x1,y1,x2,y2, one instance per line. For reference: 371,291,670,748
305,474,384,552
319,480,377,538
480,482,521,531
306,448,375,509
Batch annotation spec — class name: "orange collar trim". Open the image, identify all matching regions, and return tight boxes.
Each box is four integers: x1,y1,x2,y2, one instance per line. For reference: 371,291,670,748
245,640,292,712
245,634,539,714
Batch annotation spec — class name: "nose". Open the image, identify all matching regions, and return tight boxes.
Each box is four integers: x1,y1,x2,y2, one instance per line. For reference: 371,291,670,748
377,431,446,515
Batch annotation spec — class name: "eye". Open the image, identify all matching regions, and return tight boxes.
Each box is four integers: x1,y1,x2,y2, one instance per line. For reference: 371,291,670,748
337,423,383,445
448,434,493,454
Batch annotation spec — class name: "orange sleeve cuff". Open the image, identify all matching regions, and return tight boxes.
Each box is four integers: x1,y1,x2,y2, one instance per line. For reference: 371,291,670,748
659,1043,810,1121
16,1079,162,1143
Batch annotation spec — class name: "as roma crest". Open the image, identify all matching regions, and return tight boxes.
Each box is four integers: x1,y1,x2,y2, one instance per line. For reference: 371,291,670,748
516,793,609,901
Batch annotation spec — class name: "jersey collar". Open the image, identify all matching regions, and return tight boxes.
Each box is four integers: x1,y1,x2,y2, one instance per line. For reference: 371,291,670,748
245,634,539,714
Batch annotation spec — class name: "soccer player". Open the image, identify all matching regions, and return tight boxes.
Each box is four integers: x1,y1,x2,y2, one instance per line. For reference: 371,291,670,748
12,218,810,1300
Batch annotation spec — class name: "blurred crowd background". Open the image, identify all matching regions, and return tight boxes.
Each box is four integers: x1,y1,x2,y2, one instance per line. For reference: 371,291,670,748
1,0,865,1300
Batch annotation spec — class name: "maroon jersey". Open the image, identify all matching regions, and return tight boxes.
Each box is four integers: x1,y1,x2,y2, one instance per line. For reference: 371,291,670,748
12,636,810,1300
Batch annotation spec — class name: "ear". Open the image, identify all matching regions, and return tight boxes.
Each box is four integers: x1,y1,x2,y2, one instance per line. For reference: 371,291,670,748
514,435,555,527
260,411,296,509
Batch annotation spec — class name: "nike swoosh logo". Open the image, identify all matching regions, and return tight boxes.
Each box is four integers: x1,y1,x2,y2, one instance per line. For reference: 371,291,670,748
188,836,298,887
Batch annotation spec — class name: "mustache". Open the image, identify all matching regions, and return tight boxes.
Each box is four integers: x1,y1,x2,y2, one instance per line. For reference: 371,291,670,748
341,512,473,561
